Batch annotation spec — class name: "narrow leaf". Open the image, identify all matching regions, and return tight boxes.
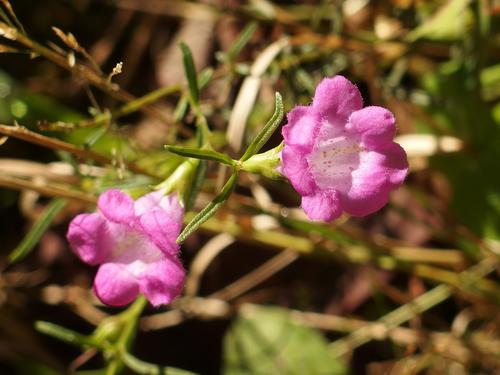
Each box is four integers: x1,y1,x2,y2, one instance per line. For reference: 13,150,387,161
174,95,189,122
35,321,99,348
227,22,258,62
183,124,209,210
165,145,236,166
177,171,238,243
175,68,213,122
121,351,197,375
198,67,214,88
180,42,199,106
184,159,207,211
240,92,284,162
9,198,67,263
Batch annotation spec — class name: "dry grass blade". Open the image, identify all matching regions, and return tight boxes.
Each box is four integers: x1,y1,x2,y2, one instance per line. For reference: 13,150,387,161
227,38,289,151
185,233,235,297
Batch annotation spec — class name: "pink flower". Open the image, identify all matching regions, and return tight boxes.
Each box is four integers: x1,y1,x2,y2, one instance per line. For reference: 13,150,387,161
66,189,185,307
281,76,408,222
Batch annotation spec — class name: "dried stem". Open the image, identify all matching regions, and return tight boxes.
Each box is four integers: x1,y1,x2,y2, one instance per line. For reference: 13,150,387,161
0,174,96,204
0,124,156,177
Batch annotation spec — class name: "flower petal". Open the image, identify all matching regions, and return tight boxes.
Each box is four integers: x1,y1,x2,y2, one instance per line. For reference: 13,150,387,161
94,263,139,306
66,213,111,265
312,76,363,121
139,210,181,256
346,106,396,149
343,143,408,216
139,257,185,307
135,190,184,225
281,146,317,196
282,106,320,151
301,190,342,222
98,189,135,224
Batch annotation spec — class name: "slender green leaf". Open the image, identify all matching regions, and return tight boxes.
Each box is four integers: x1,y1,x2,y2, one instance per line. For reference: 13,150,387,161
183,123,209,210
165,145,236,166
184,159,207,211
198,67,214,88
240,92,284,162
180,42,199,106
177,171,238,243
174,68,213,122
227,22,258,62
121,352,197,375
35,321,101,348
174,95,189,122
9,198,67,263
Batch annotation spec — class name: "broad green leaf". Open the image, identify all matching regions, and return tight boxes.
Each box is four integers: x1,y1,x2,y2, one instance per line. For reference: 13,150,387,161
407,0,472,42
180,42,200,106
223,306,346,375
9,198,67,263
240,92,283,162
165,145,236,166
177,171,238,243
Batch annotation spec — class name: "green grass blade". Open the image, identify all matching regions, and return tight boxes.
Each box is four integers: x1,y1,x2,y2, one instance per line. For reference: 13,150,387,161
9,198,67,264
227,22,258,62
180,42,199,106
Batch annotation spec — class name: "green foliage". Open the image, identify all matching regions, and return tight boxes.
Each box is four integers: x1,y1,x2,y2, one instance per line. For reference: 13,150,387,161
165,145,236,167
3,0,500,373
177,171,238,243
424,60,500,240
180,42,200,107
407,0,472,41
9,198,67,263
240,92,284,162
223,306,346,375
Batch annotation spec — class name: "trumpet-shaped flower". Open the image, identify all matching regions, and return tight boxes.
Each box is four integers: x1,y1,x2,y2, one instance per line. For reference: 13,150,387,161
281,75,408,221
67,189,185,307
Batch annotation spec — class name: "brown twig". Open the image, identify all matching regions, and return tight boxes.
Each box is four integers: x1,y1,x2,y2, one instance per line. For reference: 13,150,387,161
0,124,156,177
0,174,96,204
0,22,169,123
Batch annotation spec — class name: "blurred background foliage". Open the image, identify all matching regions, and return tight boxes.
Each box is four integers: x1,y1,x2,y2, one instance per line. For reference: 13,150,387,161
1,0,500,374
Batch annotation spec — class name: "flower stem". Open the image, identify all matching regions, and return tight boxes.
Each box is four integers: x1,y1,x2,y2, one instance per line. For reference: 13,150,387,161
105,296,148,375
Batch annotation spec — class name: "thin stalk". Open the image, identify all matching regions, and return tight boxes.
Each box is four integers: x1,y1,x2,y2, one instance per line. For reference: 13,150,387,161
0,124,156,177
329,258,497,357
106,296,148,375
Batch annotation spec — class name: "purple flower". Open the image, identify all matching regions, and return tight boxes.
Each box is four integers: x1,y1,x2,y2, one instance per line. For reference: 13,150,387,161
281,75,408,222
66,189,185,307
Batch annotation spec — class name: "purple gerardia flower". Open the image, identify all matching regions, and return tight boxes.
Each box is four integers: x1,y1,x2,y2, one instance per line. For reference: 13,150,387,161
281,75,408,222
66,189,185,307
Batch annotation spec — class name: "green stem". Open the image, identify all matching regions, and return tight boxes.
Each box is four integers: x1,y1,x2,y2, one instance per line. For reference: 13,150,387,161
156,158,199,194
105,296,148,375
